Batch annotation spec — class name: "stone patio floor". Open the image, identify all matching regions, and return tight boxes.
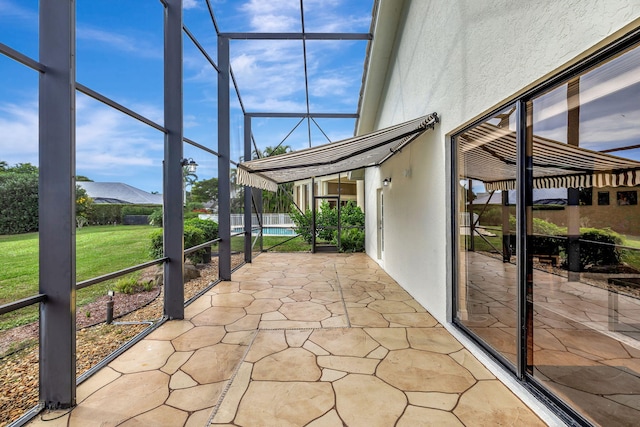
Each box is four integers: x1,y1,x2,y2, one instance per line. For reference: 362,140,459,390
29,252,545,426
460,251,640,426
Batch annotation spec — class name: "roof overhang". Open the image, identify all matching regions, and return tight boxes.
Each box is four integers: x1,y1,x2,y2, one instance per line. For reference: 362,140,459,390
237,112,439,191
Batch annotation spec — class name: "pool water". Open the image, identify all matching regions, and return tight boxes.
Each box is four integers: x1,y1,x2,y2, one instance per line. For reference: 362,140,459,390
232,226,297,236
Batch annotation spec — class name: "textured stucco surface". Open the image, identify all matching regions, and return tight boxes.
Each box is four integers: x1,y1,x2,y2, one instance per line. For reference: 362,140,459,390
362,0,640,322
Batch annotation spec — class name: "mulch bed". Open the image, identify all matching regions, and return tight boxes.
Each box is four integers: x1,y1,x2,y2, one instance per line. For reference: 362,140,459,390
0,255,244,427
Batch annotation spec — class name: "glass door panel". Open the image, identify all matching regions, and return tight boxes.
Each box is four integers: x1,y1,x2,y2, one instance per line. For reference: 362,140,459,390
455,106,519,367
528,42,640,426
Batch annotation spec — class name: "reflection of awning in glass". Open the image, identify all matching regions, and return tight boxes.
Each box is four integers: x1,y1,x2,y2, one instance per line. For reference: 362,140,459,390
237,113,439,191
459,122,640,191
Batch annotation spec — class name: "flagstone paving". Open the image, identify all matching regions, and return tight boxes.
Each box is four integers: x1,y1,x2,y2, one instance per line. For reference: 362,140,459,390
29,253,545,427
460,251,640,426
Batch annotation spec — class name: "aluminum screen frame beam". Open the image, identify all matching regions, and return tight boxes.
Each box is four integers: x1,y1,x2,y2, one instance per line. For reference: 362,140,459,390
163,0,185,319
247,112,358,119
244,115,253,263
220,32,372,41
38,0,76,409
218,35,232,281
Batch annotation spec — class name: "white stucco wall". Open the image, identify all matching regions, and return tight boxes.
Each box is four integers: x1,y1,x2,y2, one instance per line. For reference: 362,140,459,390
361,0,640,322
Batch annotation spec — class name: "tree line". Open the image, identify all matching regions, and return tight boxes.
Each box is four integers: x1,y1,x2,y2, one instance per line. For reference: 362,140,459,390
0,161,92,235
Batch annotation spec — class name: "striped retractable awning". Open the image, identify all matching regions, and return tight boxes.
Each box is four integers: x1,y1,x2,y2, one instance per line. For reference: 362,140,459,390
459,122,640,191
237,113,439,191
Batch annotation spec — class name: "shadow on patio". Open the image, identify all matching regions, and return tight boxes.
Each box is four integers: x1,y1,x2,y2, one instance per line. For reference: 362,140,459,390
29,253,544,427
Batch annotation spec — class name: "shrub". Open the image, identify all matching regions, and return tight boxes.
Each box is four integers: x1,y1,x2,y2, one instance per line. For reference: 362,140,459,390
184,211,200,220
148,223,213,264
184,218,219,242
185,201,204,212
316,201,338,242
290,205,313,243
87,204,160,225
0,172,39,234
472,205,503,226
507,216,566,255
89,204,124,225
340,201,365,227
578,228,622,268
121,205,158,216
149,229,164,260
75,185,94,220
113,273,153,294
149,208,163,227
338,228,365,252
183,225,207,264
290,201,365,252
531,218,566,255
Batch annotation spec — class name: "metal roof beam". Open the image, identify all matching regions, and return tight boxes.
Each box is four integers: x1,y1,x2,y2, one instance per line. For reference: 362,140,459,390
246,112,358,118
219,32,371,40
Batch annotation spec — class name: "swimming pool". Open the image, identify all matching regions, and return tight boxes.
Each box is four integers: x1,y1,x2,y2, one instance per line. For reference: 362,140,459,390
232,226,297,236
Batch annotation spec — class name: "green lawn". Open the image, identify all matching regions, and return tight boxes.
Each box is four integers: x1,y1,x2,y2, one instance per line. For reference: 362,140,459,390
262,235,311,252
0,225,155,329
1,226,312,330
213,235,312,253
621,235,640,271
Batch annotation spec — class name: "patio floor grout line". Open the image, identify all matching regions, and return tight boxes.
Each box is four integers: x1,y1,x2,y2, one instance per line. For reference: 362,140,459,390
333,263,352,328
205,329,259,427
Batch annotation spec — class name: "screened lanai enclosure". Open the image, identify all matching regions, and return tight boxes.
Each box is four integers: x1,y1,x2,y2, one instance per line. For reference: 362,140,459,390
0,0,378,423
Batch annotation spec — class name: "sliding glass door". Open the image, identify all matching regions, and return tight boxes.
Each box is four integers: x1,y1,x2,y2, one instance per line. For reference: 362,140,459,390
454,38,640,426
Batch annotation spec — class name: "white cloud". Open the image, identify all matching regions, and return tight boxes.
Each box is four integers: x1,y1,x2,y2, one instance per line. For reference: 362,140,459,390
0,95,164,184
0,99,38,166
303,0,371,32
77,26,162,60
75,95,162,173
223,1,371,115
580,110,640,150
310,76,350,97
230,46,307,106
183,0,201,10
0,0,37,21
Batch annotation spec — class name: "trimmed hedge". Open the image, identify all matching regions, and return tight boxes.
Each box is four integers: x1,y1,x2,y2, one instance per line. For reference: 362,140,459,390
506,216,623,270
578,228,622,268
0,172,39,234
88,204,160,225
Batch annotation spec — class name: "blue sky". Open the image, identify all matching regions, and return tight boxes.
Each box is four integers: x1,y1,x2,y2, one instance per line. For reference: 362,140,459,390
0,0,373,193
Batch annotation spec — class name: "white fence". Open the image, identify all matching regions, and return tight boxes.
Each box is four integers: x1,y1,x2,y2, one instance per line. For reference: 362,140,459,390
199,213,293,228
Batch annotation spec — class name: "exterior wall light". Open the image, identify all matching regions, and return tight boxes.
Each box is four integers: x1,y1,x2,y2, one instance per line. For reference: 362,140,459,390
383,177,391,187
181,158,198,173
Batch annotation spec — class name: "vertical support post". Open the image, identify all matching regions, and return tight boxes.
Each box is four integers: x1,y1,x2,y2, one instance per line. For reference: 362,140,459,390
244,115,252,262
39,0,76,408
218,36,231,280
163,0,184,319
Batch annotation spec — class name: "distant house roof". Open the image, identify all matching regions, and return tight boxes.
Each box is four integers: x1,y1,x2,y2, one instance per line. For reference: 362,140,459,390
77,182,163,205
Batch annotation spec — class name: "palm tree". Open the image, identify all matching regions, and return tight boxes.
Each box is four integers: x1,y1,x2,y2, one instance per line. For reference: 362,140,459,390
182,166,198,204
261,145,293,213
